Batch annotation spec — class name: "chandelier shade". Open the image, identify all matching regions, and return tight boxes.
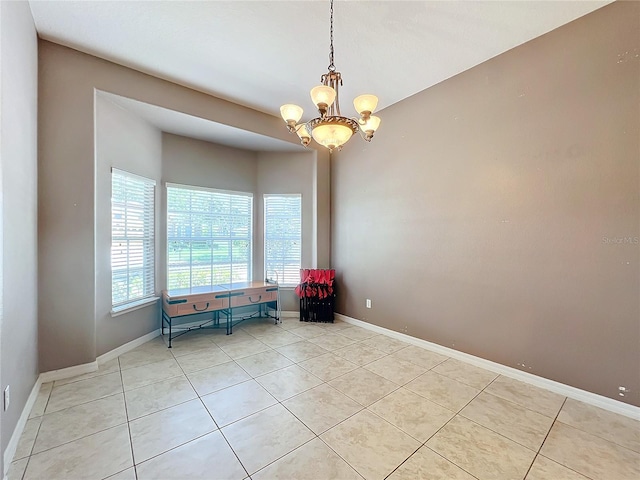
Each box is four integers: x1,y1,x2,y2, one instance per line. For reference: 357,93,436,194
280,0,381,152
295,123,311,146
361,115,381,134
310,86,336,112
309,116,359,151
280,104,304,126
353,95,379,118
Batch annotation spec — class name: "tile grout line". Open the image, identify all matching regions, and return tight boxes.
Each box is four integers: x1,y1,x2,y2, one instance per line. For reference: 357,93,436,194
12,328,429,480
118,356,139,480
19,359,140,477
403,369,513,479
175,341,252,479
14,381,55,480
270,333,440,480
120,325,635,477
50,368,114,388
226,321,380,478
388,366,526,478
215,427,252,478
19,324,365,476
547,402,640,455
314,435,366,480
14,355,146,473
409,446,481,480
524,396,598,480
520,396,568,480
455,392,565,453
442,375,597,480
216,325,320,477
274,375,365,479
40,382,53,417
22,324,419,477
311,371,444,480
118,344,199,470
13,397,130,460
246,436,320,478
128,343,250,477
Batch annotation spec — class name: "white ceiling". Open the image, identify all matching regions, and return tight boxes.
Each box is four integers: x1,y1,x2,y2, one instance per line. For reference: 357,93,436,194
30,0,611,148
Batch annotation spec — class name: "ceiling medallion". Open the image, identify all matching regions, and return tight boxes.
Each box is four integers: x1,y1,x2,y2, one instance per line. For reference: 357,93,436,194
280,0,381,152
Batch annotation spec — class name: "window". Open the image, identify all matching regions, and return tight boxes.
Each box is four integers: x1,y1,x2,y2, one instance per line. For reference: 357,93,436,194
167,184,252,289
264,194,302,286
111,169,156,308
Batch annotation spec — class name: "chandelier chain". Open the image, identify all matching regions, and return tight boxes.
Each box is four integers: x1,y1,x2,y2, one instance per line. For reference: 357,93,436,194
328,0,335,72
279,0,379,151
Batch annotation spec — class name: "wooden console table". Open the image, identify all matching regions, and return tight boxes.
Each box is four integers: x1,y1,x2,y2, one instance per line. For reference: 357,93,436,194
161,281,279,347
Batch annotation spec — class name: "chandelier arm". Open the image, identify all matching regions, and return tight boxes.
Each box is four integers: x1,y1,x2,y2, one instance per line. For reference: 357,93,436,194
352,117,376,143
334,79,341,117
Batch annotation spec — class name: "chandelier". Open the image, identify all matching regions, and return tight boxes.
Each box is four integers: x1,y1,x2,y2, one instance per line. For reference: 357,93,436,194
279,0,381,152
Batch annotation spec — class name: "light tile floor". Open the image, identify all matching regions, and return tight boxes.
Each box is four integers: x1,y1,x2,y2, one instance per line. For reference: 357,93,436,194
7,317,640,480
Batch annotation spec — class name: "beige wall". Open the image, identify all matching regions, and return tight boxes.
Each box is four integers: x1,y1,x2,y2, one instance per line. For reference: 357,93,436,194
38,40,328,372
257,151,318,310
312,148,332,269
332,1,639,406
162,133,258,192
95,94,163,356
0,0,39,467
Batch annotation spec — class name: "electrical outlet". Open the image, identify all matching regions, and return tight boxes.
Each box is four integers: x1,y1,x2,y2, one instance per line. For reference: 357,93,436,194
366,299,371,308
3,385,9,411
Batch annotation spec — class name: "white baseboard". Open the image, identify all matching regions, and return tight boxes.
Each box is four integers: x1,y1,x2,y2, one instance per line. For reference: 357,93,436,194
335,313,640,420
280,310,298,318
97,329,161,364
3,376,42,475
3,329,162,472
39,361,98,384
38,330,161,382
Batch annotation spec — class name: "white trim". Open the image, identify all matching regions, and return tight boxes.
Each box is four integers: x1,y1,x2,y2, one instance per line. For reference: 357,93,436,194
3,377,42,475
263,194,302,200
39,362,98,384
97,329,161,364
111,167,156,186
165,182,252,198
111,296,160,317
335,313,640,421
280,310,298,318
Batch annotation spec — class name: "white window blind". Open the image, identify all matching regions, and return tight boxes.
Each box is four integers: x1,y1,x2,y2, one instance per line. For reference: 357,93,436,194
264,194,302,286
167,184,253,289
111,169,156,307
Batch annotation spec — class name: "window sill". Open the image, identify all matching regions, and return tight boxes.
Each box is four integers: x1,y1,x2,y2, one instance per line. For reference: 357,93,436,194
111,296,160,317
